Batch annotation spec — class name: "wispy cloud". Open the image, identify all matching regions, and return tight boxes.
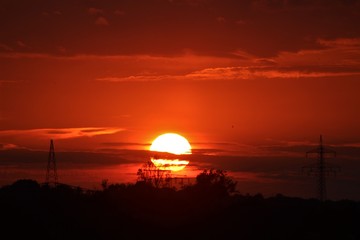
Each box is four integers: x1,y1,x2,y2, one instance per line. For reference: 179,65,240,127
16,40,26,48
0,43,13,51
88,7,104,15
96,66,360,82
276,38,360,67
0,127,125,140
101,142,149,147
318,38,360,48
96,75,176,82
338,143,360,148
0,143,22,150
2,37,360,83
0,80,21,86
187,67,360,80
95,17,109,26
0,52,61,59
114,9,125,16
92,37,360,82
0,53,180,60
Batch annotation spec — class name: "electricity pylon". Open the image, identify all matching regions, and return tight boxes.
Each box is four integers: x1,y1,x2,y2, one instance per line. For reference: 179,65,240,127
303,135,340,201
45,139,58,185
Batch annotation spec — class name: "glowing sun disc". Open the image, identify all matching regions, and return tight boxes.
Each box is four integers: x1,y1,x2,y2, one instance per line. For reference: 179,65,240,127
150,133,191,155
150,133,191,171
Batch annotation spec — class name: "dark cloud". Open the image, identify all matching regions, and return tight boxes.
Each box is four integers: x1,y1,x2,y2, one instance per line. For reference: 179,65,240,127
95,16,109,26
0,148,143,170
101,142,149,147
87,7,104,15
1,0,359,57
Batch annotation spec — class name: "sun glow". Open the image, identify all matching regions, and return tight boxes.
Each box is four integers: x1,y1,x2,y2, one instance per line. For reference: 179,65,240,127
150,133,191,171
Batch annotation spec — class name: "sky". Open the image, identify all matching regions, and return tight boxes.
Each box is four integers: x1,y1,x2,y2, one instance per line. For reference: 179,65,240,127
1,0,360,200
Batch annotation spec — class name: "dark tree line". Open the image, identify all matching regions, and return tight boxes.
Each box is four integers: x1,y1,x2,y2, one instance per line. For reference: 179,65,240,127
0,169,359,240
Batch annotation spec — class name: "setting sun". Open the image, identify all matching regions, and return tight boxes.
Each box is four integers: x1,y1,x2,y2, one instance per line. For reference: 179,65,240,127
150,133,191,171
150,133,191,154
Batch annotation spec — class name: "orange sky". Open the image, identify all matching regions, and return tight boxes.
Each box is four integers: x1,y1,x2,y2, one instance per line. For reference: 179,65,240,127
1,0,360,200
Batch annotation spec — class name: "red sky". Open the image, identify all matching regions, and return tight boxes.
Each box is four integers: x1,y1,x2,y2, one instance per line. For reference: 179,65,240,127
1,0,360,200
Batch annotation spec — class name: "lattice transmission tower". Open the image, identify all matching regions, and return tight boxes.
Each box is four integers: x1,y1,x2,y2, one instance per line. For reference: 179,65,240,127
303,135,340,201
45,139,58,185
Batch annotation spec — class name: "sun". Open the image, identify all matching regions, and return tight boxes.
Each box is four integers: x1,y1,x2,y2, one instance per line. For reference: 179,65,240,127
150,133,191,171
150,133,191,155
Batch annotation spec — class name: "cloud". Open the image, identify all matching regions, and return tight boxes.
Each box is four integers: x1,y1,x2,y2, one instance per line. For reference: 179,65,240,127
0,52,58,59
0,143,21,150
0,52,184,61
0,80,20,86
250,0,360,12
96,66,360,82
216,16,226,23
114,9,125,15
42,10,62,16
2,36,359,83
0,43,13,51
96,75,176,82
2,0,360,58
215,68,309,79
276,38,360,67
0,148,137,168
318,38,360,48
87,7,109,26
88,7,104,15
95,17,109,26
101,142,149,148
91,37,360,82
235,19,246,25
16,40,26,48
0,127,125,140
338,143,360,148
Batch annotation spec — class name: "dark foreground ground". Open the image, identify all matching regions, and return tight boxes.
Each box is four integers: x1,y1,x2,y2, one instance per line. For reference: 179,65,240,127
0,179,359,240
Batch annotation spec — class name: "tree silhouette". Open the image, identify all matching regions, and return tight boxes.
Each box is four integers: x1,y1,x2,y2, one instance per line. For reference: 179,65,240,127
195,168,237,196
184,168,237,201
0,176,359,240
136,160,171,188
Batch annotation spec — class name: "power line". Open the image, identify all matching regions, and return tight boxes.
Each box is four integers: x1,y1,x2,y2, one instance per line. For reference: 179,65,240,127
45,139,58,185
303,135,340,201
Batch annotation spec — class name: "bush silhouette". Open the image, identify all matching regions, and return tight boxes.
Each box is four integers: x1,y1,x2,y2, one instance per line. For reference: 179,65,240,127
0,170,359,240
